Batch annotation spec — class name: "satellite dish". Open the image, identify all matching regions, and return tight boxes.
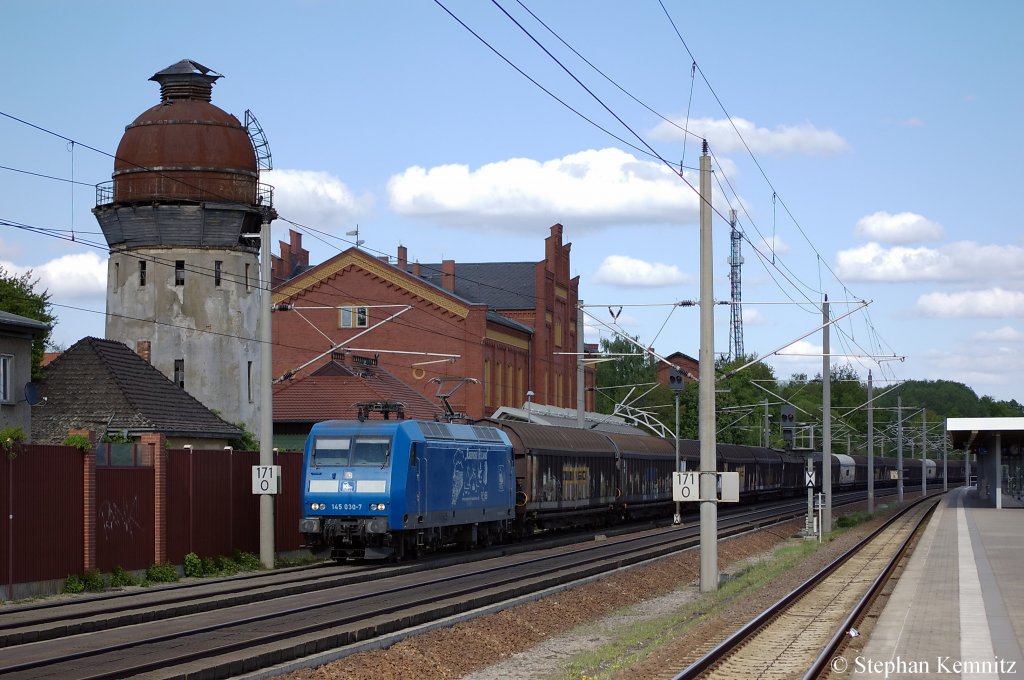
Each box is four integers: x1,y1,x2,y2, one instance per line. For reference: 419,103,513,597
24,382,44,406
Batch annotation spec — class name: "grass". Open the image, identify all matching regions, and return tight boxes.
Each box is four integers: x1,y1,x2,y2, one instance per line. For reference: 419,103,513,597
557,539,822,679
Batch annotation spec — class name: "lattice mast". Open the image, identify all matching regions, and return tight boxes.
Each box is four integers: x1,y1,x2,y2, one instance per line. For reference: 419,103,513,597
728,209,744,359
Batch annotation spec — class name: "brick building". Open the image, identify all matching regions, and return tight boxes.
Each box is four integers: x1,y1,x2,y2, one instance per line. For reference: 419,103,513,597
270,224,594,420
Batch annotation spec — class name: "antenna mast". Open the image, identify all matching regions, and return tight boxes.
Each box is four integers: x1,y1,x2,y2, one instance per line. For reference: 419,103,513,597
728,209,744,359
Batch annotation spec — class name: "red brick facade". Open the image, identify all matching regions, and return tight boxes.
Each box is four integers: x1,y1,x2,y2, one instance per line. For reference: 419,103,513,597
271,224,594,420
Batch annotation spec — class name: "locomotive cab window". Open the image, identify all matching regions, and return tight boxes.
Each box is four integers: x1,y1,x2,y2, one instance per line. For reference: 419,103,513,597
312,437,350,466
351,436,391,466
312,435,391,467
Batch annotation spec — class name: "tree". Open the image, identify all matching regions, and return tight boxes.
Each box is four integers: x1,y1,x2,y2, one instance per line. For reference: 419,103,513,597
593,335,657,415
0,266,56,380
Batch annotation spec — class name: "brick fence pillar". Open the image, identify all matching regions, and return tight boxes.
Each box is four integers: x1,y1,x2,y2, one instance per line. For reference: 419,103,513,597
68,429,97,573
140,433,167,565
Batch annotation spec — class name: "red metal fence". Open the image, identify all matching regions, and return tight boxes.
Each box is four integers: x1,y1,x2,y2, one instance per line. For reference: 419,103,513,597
1,445,84,591
96,467,155,572
1,443,304,597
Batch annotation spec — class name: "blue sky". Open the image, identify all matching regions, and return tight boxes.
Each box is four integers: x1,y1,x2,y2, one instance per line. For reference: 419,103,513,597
2,1,1023,403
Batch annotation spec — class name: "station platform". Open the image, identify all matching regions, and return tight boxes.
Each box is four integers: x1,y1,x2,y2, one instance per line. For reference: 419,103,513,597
850,486,1023,678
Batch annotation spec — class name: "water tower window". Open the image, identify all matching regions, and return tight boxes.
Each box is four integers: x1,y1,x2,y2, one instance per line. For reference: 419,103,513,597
175,261,185,286
174,359,185,388
245,263,251,291
0,354,10,402
215,261,223,287
139,260,147,286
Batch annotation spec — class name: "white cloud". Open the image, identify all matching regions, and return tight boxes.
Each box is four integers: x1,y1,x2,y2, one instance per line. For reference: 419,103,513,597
751,234,790,258
264,169,372,231
387,148,699,231
974,326,1024,342
1,251,107,301
592,255,691,288
900,118,925,128
917,288,1024,318
835,241,1024,282
854,211,943,243
648,116,848,156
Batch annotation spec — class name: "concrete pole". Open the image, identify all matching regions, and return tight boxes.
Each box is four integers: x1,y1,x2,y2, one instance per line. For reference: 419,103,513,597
995,433,1002,509
943,422,948,492
867,370,874,513
674,390,681,525
897,396,904,503
821,296,831,533
577,299,585,430
763,398,769,447
698,144,718,593
259,216,275,569
921,411,927,497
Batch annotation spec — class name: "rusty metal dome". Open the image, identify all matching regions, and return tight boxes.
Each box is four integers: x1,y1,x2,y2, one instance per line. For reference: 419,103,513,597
111,60,258,204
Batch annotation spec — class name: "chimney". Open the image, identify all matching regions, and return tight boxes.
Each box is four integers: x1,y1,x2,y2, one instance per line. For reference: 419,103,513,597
442,259,456,292
397,245,408,270
412,261,421,276
136,340,152,364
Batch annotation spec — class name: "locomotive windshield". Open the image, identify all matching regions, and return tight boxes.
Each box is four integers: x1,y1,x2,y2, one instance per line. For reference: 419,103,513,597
312,435,391,467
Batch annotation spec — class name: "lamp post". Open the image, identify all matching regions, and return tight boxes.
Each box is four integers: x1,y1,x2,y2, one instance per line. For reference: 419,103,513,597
526,390,534,423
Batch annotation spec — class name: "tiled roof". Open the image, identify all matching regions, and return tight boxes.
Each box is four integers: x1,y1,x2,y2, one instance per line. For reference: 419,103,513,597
419,262,537,310
273,360,444,423
32,337,242,442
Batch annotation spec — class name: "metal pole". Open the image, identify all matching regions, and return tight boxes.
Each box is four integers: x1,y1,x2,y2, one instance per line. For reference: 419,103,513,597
674,390,681,525
867,369,874,513
7,453,12,601
897,396,904,503
577,299,585,430
259,216,275,569
698,144,718,592
821,296,831,533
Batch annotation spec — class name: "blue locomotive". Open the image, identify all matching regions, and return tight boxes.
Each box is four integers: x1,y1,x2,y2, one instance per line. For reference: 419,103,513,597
299,419,516,560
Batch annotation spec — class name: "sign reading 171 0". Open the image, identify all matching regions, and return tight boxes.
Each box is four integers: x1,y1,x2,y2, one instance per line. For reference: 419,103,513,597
252,465,281,495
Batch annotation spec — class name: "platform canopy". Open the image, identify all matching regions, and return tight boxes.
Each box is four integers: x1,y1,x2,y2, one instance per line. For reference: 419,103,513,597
947,417,1024,453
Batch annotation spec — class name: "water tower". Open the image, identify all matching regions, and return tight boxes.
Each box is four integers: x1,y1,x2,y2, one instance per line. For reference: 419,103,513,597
93,59,275,436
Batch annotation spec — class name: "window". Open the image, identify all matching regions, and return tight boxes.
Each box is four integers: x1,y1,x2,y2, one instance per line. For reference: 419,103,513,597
214,260,222,287
173,359,184,388
244,263,251,291
312,436,391,467
139,260,147,286
247,360,254,403
175,260,185,286
339,305,369,328
0,354,11,402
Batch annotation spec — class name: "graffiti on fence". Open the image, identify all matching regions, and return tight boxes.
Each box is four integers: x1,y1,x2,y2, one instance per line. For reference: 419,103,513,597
98,496,144,541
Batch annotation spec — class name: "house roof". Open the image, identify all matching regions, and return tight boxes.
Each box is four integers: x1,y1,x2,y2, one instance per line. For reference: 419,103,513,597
32,337,243,442
0,310,51,336
273,358,444,423
419,261,537,310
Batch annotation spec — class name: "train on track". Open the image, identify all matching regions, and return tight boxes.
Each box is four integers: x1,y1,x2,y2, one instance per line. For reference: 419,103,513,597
298,418,965,560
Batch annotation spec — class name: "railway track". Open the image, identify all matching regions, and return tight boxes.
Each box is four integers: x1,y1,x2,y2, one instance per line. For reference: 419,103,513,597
673,493,939,679
0,490,899,679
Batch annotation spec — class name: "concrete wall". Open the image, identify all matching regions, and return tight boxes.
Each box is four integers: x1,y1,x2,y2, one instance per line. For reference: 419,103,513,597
105,246,262,436
0,330,34,433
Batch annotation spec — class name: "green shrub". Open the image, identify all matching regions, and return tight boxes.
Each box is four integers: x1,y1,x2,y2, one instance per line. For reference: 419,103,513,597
234,551,263,571
63,573,85,594
146,562,179,583
62,433,93,453
0,426,26,459
82,569,106,591
109,566,136,588
213,555,239,576
183,552,203,578
201,556,218,575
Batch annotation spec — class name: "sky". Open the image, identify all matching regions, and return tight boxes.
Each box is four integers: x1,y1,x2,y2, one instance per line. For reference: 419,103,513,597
2,1,1023,405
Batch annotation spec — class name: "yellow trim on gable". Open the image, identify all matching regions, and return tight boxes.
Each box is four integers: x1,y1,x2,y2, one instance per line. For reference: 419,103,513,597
486,329,529,350
555,285,568,300
272,251,469,318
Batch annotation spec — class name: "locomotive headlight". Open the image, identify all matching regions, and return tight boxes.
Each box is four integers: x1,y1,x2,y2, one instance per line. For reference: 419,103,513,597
370,503,387,511
310,503,326,511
